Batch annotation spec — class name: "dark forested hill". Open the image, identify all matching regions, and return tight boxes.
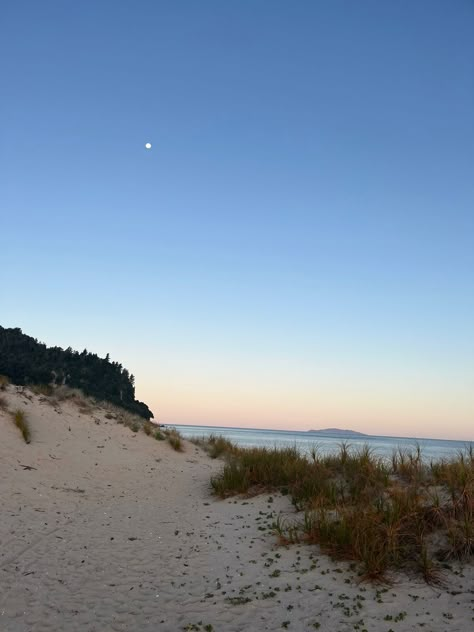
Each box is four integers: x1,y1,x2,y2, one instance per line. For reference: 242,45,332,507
0,326,153,419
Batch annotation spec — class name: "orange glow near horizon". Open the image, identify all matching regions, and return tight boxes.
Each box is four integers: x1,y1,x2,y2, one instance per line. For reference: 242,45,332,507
136,371,473,442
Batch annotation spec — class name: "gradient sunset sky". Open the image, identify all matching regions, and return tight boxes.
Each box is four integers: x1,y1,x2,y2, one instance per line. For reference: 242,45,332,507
2,1,473,440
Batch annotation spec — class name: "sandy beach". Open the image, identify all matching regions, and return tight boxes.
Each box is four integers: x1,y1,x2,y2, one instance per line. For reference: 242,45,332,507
1,386,473,632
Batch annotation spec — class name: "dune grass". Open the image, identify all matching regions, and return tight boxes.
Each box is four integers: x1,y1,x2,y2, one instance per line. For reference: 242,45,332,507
165,428,184,451
0,375,10,390
12,409,31,444
143,421,154,436
192,434,238,459
0,394,8,411
31,383,55,397
208,439,473,582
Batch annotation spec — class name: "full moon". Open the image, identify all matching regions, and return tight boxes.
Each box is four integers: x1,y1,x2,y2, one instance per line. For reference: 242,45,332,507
145,142,152,149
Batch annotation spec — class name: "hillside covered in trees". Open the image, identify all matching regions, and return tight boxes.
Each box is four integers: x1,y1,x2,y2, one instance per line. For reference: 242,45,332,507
0,326,153,420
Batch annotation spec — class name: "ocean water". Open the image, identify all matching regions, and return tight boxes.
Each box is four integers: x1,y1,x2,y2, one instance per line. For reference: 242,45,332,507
172,424,473,462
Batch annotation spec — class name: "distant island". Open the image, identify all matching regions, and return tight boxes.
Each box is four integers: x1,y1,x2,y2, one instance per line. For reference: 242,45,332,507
307,428,369,437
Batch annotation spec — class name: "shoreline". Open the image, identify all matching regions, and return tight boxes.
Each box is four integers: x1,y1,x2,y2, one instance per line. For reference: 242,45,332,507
169,422,473,446
1,386,473,631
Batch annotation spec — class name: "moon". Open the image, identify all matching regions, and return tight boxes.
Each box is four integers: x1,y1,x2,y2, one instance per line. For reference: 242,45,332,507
145,142,152,149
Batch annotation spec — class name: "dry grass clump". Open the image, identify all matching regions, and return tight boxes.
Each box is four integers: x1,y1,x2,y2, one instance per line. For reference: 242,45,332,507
191,434,238,458
12,409,31,444
0,394,9,411
205,434,239,458
0,375,10,390
31,383,54,397
165,428,184,451
54,385,92,408
211,441,474,582
143,421,154,436
100,401,145,432
78,405,95,415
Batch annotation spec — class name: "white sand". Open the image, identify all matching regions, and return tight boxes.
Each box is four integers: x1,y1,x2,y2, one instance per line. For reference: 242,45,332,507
1,386,473,632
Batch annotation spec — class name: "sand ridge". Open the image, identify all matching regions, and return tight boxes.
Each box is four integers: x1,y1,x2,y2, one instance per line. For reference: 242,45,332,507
1,386,473,631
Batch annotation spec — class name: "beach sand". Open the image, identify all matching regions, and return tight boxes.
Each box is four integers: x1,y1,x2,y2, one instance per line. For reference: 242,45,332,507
1,386,473,631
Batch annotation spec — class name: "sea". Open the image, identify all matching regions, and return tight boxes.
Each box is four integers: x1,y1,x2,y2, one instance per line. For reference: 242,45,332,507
170,424,473,462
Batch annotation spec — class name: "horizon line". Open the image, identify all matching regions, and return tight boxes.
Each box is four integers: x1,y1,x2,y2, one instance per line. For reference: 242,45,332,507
163,422,473,445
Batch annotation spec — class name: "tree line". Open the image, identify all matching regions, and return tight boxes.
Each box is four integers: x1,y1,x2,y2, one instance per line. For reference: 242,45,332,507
0,326,153,420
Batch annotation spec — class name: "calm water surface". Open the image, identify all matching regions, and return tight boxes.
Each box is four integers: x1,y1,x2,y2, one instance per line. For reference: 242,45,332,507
171,424,472,462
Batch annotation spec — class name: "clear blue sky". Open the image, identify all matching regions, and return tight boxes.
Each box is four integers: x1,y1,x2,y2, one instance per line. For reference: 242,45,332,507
1,1,473,438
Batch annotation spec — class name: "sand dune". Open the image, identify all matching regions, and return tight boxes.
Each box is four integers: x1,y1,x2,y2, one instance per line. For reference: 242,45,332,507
1,386,473,631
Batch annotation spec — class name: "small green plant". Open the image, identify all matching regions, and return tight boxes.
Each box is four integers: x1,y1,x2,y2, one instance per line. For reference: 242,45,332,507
154,429,165,441
130,422,140,433
12,409,31,443
0,375,10,390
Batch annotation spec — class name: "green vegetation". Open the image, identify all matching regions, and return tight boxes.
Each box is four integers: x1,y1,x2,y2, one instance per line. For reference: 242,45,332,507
0,326,153,419
12,409,31,444
0,374,10,390
209,439,473,582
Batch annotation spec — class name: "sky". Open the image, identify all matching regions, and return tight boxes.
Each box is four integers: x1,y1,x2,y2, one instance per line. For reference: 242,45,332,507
1,1,473,440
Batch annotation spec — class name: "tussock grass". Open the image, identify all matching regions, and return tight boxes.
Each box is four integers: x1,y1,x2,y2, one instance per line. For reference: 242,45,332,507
31,383,54,397
143,421,153,436
154,429,165,441
206,434,239,458
100,401,145,432
192,434,239,459
0,375,10,390
165,428,184,451
0,394,8,411
12,409,31,444
54,385,87,402
209,439,474,582
78,406,94,416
